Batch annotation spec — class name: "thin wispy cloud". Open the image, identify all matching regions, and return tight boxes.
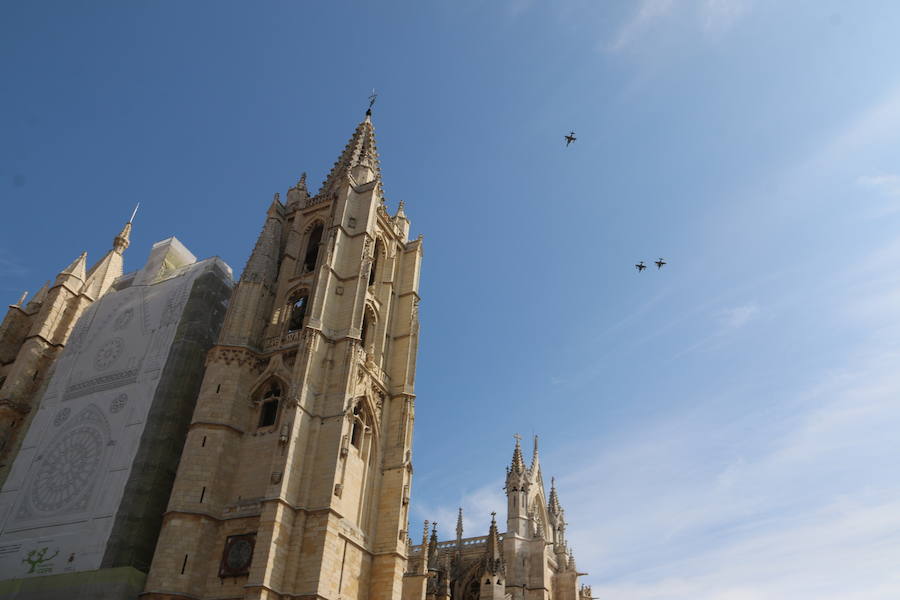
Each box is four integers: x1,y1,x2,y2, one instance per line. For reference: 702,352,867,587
609,0,675,52
700,0,751,37
608,0,751,52
858,173,900,199
715,303,759,331
559,349,900,599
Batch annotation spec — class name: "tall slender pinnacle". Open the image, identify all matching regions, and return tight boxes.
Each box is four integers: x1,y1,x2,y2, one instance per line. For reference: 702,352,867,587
510,434,526,474
456,507,464,546
241,200,283,284
548,476,562,515
484,512,504,575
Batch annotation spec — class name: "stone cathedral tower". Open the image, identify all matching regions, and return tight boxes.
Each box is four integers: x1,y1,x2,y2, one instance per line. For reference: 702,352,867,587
143,111,423,600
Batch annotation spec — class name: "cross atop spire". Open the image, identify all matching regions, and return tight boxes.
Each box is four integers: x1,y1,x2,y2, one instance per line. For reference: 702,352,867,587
367,88,378,115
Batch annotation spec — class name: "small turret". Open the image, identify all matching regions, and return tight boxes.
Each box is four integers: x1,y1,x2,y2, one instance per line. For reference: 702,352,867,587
505,435,530,537
427,522,439,571
82,213,135,299
286,174,309,210
480,513,506,600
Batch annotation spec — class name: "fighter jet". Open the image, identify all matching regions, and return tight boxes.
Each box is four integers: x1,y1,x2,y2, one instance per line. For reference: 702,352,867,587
655,258,666,270
635,261,647,272
565,131,576,146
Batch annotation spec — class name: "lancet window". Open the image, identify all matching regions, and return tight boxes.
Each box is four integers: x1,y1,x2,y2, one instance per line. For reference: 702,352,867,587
368,240,383,287
350,402,371,449
302,224,323,273
257,381,282,429
287,293,308,333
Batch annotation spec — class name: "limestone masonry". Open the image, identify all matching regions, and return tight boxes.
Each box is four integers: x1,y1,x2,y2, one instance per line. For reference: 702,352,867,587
0,112,593,600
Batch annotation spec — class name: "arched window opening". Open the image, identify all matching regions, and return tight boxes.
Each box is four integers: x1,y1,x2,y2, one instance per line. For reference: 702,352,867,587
303,225,324,273
257,382,282,428
288,294,308,333
361,313,372,350
350,403,370,449
369,240,383,287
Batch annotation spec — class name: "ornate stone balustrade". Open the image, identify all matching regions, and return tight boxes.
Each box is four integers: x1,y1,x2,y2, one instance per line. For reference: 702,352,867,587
261,330,303,352
409,533,504,554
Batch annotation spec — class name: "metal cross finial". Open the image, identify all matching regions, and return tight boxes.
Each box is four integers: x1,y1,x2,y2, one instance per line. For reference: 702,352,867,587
368,89,378,111
513,433,522,443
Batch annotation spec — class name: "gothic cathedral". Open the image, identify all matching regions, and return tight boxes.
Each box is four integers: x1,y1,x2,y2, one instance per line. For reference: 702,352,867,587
143,110,423,600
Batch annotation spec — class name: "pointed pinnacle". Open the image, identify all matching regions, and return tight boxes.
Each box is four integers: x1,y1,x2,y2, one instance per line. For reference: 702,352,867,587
510,434,526,473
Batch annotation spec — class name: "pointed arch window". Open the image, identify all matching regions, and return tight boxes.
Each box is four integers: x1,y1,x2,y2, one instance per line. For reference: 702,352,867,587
257,382,282,429
369,240,383,287
361,308,376,352
287,294,308,333
303,224,324,273
350,403,371,449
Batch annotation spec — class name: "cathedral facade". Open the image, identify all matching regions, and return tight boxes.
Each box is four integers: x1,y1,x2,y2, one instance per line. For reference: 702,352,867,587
0,112,594,600
404,438,592,600
142,111,422,600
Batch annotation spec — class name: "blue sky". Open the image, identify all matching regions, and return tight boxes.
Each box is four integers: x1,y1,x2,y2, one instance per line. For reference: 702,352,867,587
3,1,900,598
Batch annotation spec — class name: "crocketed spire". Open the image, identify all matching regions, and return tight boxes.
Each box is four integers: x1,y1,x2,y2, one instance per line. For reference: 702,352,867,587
318,112,382,195
510,435,526,473
456,507,464,546
548,477,562,516
241,196,284,284
483,512,505,576
81,213,135,299
427,522,440,570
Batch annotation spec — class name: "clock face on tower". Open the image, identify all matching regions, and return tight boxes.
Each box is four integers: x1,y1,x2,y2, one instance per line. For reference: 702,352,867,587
219,534,255,578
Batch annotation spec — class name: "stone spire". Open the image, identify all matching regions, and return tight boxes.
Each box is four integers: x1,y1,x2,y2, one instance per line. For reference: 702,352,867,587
82,213,134,299
510,434,526,474
505,434,530,538
484,512,504,575
54,252,87,291
479,512,506,600
427,522,439,570
455,507,464,547
548,477,562,516
418,520,430,575
241,196,284,284
319,112,382,195
26,281,50,310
